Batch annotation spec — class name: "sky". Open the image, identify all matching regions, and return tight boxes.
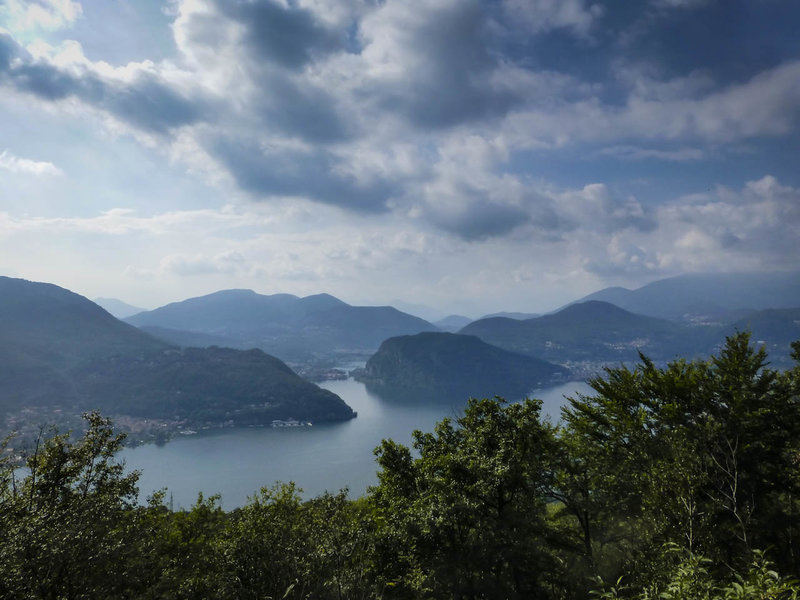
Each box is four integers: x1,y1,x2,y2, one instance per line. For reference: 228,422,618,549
0,0,799,319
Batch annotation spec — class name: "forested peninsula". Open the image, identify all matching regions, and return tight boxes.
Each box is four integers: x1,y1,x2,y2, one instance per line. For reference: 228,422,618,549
1,333,799,599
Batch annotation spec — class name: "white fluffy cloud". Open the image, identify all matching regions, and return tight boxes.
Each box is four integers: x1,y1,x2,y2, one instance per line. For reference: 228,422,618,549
0,149,62,175
1,0,82,34
580,176,800,278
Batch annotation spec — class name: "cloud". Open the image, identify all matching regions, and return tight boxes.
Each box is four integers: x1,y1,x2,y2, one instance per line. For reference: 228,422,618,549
580,175,800,278
661,175,800,259
358,0,522,130
637,61,800,141
424,192,531,240
161,250,248,276
216,0,344,71
502,0,602,36
0,206,265,237
1,0,799,255
650,0,709,9
0,149,62,175
0,33,203,134
208,136,398,212
1,0,83,34
583,236,656,277
599,145,706,161
0,33,20,71
503,60,800,149
548,183,656,234
172,0,353,143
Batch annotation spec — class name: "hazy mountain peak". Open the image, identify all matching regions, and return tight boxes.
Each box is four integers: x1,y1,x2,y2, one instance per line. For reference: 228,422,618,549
94,297,148,319
435,315,473,332
0,276,151,340
479,311,541,321
298,293,349,310
556,300,634,319
208,288,259,296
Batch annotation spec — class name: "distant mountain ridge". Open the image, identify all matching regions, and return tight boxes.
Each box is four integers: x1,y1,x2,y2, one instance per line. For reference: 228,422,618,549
0,277,354,429
94,297,148,319
433,315,473,332
460,300,697,368
567,272,800,322
126,289,439,362
356,332,569,403
461,298,800,373
480,311,541,320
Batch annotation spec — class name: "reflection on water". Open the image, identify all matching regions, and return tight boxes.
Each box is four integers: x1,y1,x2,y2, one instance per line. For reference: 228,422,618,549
122,378,593,510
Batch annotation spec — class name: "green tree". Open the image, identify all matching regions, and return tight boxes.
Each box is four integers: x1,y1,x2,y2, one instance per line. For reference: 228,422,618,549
562,333,800,587
0,412,140,599
592,546,799,600
221,483,374,600
371,397,559,599
136,492,231,600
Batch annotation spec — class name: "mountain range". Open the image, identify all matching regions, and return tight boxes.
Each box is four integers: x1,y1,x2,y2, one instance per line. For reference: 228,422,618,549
459,301,694,372
433,315,473,332
125,289,439,363
2,270,797,445
566,271,800,322
94,297,148,319
459,299,800,372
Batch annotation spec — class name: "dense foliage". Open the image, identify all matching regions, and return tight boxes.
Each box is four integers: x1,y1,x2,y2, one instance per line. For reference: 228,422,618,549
1,332,798,599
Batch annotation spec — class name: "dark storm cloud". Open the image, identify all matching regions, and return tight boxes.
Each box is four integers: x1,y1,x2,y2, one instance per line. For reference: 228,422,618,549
0,35,201,134
432,202,530,240
424,182,532,240
0,33,18,71
255,71,352,143
507,0,800,107
175,0,352,143
606,0,800,83
100,72,204,134
216,0,345,70
10,60,82,100
209,136,397,213
367,1,522,129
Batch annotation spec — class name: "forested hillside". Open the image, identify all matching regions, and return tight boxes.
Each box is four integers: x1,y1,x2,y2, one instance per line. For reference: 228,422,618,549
0,277,355,443
2,333,798,599
356,331,569,401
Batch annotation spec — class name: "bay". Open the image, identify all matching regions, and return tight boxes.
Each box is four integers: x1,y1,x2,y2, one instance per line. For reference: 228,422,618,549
122,379,593,510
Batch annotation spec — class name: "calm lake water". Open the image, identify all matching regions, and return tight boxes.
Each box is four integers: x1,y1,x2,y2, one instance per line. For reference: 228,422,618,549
121,379,594,510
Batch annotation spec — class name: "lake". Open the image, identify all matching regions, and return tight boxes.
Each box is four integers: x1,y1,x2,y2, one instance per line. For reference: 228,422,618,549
121,379,594,510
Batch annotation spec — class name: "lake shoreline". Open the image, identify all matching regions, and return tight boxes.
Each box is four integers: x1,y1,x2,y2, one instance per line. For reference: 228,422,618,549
121,377,594,509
